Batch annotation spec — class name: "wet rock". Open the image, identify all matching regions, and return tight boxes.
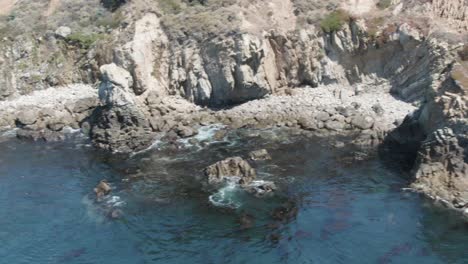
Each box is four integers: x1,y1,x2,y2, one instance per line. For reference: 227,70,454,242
213,129,227,141
245,181,277,197
16,128,64,141
162,130,179,143
188,138,199,145
47,122,65,132
333,141,345,148
175,126,198,138
204,157,256,186
315,111,330,122
248,149,272,161
94,180,112,198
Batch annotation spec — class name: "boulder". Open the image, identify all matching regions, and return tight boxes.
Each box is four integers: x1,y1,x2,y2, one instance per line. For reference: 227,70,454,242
94,180,112,198
213,129,227,141
204,157,256,185
55,26,71,38
325,120,345,131
350,115,374,130
248,149,272,161
175,126,198,138
297,117,318,130
16,110,37,126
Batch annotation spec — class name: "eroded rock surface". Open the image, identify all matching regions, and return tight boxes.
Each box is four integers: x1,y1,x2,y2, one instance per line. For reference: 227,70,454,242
90,63,155,153
411,128,468,209
204,157,256,186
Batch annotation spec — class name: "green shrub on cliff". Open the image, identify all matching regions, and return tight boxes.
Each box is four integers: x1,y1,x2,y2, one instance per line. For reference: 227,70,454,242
320,10,350,33
66,32,103,49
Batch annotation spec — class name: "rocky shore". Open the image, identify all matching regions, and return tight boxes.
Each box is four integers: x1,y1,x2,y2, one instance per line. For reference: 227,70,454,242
0,0,467,218
0,84,98,140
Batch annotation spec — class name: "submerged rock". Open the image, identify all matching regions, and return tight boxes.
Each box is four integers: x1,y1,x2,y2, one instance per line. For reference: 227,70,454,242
238,212,255,229
248,149,272,161
204,157,256,185
107,208,123,219
271,201,298,222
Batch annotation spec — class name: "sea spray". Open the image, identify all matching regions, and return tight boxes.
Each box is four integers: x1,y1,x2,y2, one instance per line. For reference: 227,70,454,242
209,178,243,209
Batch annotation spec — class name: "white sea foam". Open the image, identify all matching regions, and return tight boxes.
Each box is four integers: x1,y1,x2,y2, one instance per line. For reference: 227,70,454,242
130,138,163,157
62,126,82,134
1,128,18,138
208,179,242,209
106,195,125,207
179,124,227,149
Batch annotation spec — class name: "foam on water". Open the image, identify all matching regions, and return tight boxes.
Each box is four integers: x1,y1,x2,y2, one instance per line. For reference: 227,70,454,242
130,138,163,157
179,124,227,148
106,195,125,207
62,126,82,134
208,178,243,209
1,128,18,138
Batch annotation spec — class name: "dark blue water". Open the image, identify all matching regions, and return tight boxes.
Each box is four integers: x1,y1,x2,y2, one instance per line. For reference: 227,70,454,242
0,128,467,264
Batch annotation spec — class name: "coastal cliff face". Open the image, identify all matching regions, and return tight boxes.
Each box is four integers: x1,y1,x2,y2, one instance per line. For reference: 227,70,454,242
0,0,467,214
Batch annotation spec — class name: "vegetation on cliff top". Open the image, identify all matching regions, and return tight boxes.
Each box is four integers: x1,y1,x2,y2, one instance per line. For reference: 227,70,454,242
320,10,350,33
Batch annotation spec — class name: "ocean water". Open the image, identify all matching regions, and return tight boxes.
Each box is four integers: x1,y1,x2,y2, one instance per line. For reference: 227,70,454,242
0,128,467,264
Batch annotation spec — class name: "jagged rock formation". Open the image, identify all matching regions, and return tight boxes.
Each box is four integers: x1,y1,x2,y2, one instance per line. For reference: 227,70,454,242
412,128,468,208
204,157,257,186
90,63,155,153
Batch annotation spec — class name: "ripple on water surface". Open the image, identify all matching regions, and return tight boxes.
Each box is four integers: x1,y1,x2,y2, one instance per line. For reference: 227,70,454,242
0,129,467,264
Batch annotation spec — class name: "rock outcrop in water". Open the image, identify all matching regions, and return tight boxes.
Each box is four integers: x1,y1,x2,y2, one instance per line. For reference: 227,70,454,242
249,149,272,161
204,157,256,186
411,128,468,209
94,180,112,199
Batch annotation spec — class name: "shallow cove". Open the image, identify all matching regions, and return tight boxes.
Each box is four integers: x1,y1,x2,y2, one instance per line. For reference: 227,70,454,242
0,128,467,264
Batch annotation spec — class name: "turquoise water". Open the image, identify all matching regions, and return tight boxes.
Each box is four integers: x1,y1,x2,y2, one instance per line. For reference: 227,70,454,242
0,128,467,264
